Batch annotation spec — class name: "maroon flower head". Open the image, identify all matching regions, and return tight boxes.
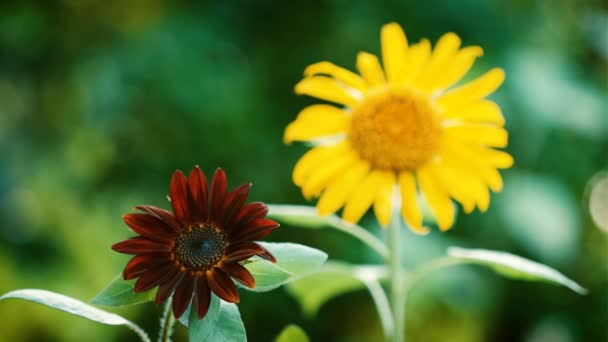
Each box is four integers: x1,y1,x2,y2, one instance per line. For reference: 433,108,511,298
112,166,279,319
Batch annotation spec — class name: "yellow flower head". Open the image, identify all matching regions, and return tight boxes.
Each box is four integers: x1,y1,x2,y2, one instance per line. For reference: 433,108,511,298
285,23,513,234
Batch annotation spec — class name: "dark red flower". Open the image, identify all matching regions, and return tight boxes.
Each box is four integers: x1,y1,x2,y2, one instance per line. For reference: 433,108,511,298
112,166,279,319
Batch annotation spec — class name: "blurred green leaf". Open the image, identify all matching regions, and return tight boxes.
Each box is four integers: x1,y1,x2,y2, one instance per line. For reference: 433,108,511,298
497,172,580,265
186,294,246,342
287,262,388,316
447,247,587,295
0,289,150,342
275,324,310,342
267,205,328,228
90,276,157,307
267,205,389,260
243,242,328,292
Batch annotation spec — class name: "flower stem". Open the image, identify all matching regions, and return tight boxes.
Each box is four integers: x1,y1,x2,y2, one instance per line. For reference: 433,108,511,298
361,276,394,338
389,208,405,342
158,301,176,342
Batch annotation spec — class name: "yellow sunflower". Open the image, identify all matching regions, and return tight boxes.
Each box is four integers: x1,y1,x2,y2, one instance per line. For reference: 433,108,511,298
284,22,513,234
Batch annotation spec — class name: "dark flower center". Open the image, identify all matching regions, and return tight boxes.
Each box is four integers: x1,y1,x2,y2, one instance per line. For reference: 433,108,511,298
173,224,228,270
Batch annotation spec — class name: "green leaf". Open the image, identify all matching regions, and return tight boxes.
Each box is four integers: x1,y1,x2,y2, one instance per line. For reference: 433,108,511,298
286,262,388,316
274,324,310,342
267,204,328,228
267,205,389,260
447,247,588,295
185,294,246,342
257,242,327,274
0,289,150,342
91,276,156,306
242,242,328,292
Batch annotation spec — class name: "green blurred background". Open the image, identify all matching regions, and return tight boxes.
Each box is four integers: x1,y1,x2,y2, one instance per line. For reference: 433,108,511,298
0,1,606,341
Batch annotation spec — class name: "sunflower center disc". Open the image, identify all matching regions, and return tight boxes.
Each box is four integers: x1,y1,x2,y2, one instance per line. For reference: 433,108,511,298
173,224,228,270
348,87,441,171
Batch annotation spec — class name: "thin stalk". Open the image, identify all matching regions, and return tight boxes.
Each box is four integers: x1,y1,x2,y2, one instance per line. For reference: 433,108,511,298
361,277,394,338
158,301,176,342
388,206,406,342
126,323,152,342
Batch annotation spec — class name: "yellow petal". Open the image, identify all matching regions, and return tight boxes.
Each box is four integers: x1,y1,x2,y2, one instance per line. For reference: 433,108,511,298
295,76,359,106
476,147,514,169
437,68,505,109
427,160,475,213
440,141,507,192
304,61,367,92
442,100,505,126
357,52,386,87
415,33,461,86
417,165,454,231
381,22,408,84
429,33,462,66
481,166,503,192
399,171,429,235
301,150,358,199
292,142,348,186
436,155,491,212
373,171,396,227
317,159,371,216
343,170,385,224
443,124,509,148
284,105,349,143
425,46,483,91
399,39,431,83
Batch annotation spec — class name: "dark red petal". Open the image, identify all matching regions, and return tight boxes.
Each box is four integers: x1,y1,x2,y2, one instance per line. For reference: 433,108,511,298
188,166,208,222
230,202,269,227
170,170,193,225
135,205,181,231
230,218,279,242
134,263,176,292
112,237,172,255
207,267,239,303
223,241,266,263
255,243,277,263
220,183,251,226
123,254,169,280
194,275,211,319
172,274,196,319
155,271,185,304
221,262,255,288
208,168,228,222
122,213,175,241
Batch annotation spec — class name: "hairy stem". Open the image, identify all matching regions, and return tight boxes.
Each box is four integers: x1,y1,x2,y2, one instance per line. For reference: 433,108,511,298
158,301,176,342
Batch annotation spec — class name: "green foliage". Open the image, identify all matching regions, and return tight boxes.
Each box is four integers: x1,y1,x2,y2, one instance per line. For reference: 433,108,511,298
90,276,156,307
268,205,389,260
274,324,310,342
1,1,606,341
447,247,587,295
179,295,246,342
287,262,387,316
0,289,150,342
268,205,329,228
243,242,328,292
